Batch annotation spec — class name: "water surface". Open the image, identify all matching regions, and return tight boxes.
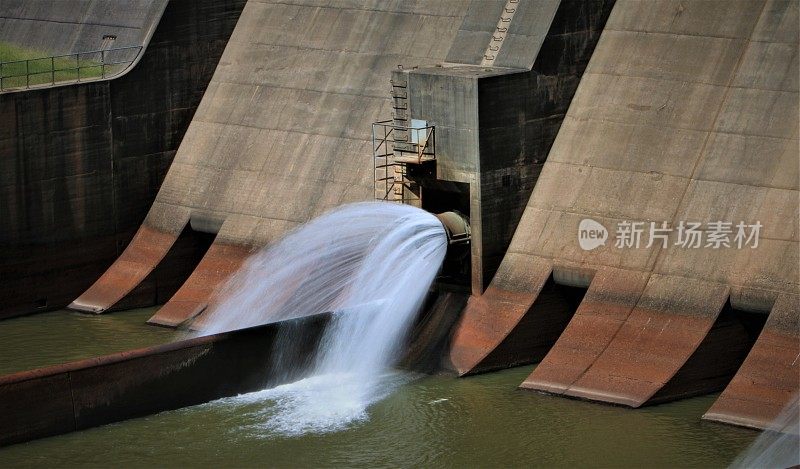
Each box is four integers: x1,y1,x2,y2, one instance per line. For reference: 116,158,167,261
0,307,173,375
0,362,757,467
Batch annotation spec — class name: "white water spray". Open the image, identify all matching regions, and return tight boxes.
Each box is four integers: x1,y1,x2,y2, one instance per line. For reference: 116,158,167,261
196,202,448,435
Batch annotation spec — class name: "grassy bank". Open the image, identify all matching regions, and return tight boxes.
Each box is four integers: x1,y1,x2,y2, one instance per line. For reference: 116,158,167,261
0,42,104,89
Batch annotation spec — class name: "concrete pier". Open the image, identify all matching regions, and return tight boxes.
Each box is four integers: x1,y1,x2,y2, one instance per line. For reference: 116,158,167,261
76,0,612,328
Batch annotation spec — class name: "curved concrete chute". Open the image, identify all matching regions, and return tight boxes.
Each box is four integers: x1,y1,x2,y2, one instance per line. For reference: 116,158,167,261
449,254,552,376
68,204,190,313
146,242,252,327
703,293,800,430
525,273,768,407
449,256,592,377
557,276,729,407
520,267,650,394
146,216,260,327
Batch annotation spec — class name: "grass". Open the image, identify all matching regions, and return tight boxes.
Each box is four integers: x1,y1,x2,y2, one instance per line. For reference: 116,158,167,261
0,42,105,90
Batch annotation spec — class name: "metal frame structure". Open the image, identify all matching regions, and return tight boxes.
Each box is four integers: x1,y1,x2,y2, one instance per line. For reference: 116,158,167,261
372,120,435,203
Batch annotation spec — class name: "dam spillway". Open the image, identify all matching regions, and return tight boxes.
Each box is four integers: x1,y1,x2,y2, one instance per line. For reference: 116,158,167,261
0,0,798,465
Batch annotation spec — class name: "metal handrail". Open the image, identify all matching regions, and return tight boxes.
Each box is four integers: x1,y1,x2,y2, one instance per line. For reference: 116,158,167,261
413,127,434,164
371,120,436,202
0,45,143,92
374,121,435,160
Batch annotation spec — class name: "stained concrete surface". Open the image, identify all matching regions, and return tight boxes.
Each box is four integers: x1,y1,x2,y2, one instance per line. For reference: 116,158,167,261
74,0,613,326
0,0,247,318
450,0,799,428
7,0,795,435
0,0,166,56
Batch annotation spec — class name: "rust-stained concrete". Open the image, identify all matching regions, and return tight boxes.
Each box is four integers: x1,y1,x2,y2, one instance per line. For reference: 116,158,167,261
519,267,648,393
69,222,186,313
148,243,252,327
450,0,799,428
541,276,730,407
450,255,551,375
703,293,799,429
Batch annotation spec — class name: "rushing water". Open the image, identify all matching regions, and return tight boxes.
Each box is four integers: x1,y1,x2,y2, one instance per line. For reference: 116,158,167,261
195,202,448,434
196,202,446,334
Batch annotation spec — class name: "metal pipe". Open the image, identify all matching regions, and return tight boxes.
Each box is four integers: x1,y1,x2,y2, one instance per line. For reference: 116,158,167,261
435,211,470,245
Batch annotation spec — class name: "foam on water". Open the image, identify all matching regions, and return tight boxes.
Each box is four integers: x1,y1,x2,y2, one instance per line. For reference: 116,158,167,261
215,372,414,436
195,202,447,435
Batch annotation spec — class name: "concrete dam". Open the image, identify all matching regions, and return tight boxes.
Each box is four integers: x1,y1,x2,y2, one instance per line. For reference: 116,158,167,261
0,0,797,463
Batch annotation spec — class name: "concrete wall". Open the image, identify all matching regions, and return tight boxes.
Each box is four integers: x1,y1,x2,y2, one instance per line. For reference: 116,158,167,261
154,0,471,246
509,0,798,299
76,0,477,324
476,0,618,285
0,0,166,55
446,0,558,68
74,0,613,327
449,0,799,429
0,0,247,318
406,0,615,293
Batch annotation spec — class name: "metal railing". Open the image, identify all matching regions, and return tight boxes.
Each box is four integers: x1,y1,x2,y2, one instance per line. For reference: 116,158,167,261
372,120,436,202
0,45,143,92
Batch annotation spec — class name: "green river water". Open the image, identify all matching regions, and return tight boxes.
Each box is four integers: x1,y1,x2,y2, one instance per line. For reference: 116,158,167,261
0,308,759,468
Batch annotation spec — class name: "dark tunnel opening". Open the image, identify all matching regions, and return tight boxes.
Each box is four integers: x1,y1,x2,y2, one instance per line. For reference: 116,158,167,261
477,274,588,372
110,226,215,312
421,179,472,290
650,300,768,404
